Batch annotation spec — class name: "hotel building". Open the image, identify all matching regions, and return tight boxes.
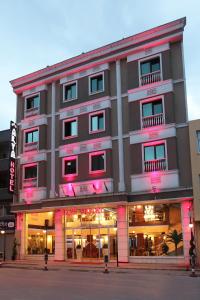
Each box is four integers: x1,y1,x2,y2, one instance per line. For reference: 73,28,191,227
10,17,193,264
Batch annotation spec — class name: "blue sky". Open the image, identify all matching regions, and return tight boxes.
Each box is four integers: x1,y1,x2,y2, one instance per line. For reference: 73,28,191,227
0,0,199,130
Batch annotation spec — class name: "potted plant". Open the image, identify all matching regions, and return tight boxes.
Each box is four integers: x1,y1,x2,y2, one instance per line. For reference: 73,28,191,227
102,243,109,257
162,242,169,255
76,244,82,261
167,230,183,256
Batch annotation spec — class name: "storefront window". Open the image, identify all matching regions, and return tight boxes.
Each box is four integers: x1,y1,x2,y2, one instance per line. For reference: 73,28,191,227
128,203,183,257
65,207,117,260
26,212,55,255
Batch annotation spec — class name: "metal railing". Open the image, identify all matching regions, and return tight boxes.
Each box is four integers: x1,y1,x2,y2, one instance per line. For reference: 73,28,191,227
144,158,166,172
142,113,164,128
23,178,37,188
140,70,161,86
24,107,39,117
24,141,38,152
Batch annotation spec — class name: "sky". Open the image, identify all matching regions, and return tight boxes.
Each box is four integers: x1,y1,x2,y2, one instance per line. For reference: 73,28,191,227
0,0,199,130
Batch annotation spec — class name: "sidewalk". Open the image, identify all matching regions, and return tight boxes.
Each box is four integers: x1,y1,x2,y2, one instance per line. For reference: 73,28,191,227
1,259,200,274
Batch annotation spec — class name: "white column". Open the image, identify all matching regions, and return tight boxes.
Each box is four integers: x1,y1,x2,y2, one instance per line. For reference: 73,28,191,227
16,212,26,259
117,205,128,262
50,82,56,198
181,201,192,265
116,60,125,192
55,209,64,261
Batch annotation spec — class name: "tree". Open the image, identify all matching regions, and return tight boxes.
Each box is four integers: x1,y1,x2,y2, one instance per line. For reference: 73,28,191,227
167,230,183,256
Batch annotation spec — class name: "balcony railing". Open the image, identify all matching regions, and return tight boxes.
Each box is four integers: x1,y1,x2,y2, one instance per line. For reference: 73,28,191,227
142,113,164,128
23,178,37,188
144,158,166,172
140,70,161,86
24,142,38,152
24,107,39,118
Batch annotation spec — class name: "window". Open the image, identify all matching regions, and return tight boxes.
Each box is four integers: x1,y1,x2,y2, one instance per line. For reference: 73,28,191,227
64,157,77,176
197,131,200,152
128,203,184,257
63,82,77,101
24,165,37,179
90,74,103,94
140,57,160,75
25,129,39,144
144,143,166,172
90,152,105,173
144,144,165,161
141,99,164,128
90,111,105,133
142,100,163,117
26,94,40,110
64,119,77,138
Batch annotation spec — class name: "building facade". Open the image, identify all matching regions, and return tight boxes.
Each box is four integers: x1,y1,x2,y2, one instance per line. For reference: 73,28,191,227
10,17,193,264
0,129,15,260
189,120,200,265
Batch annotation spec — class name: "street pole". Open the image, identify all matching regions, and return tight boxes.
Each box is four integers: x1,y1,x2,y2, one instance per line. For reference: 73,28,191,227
44,219,49,271
189,211,197,277
1,231,5,261
115,222,119,267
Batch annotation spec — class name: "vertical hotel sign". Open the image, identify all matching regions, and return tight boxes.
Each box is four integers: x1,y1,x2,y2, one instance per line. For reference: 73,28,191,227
9,121,17,193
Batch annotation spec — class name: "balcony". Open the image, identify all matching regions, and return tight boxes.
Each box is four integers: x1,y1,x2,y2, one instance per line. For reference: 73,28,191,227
142,113,164,128
144,158,166,172
24,107,39,118
23,178,37,188
140,70,161,86
24,142,38,152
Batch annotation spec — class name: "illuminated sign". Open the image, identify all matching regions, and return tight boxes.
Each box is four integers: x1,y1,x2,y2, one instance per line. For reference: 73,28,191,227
8,121,17,193
0,220,15,230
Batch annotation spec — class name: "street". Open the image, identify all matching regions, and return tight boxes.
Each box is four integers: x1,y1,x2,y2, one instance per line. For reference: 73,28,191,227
0,267,199,300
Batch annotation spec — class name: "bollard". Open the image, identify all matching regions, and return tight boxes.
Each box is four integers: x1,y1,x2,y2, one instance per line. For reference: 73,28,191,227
103,255,109,274
44,253,48,271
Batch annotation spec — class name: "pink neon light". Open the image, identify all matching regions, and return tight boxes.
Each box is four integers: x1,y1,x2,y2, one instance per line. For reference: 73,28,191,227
143,140,165,147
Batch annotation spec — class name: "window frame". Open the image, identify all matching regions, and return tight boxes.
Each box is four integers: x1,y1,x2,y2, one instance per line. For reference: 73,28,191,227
89,151,106,174
142,140,168,173
25,92,40,112
140,95,165,128
89,110,105,134
63,117,78,140
62,156,78,177
63,80,78,102
23,163,38,187
196,131,200,153
24,127,39,146
89,72,104,95
138,53,163,86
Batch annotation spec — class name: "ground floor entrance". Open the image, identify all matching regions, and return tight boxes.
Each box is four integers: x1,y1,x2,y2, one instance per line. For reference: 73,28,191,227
66,227,117,260
15,199,193,265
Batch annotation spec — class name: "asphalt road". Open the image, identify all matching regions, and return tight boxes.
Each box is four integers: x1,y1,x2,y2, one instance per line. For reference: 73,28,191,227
0,267,199,300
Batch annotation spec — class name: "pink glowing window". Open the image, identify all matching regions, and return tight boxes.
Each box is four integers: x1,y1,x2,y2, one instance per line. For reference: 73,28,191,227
24,165,37,179
144,144,165,161
63,119,77,138
90,152,105,173
90,111,105,133
90,74,103,94
64,157,77,176
63,82,77,101
25,129,39,144
26,94,39,110
140,57,160,75
142,100,163,117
